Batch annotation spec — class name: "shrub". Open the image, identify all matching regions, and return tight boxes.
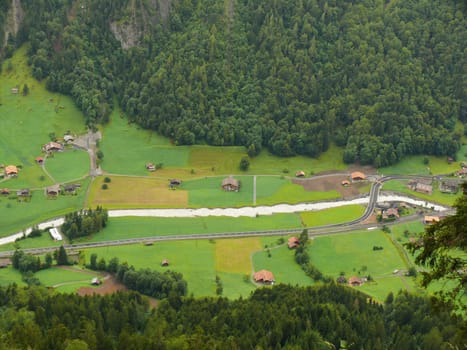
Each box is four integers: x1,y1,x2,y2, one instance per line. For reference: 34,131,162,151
104,177,111,183
101,184,108,190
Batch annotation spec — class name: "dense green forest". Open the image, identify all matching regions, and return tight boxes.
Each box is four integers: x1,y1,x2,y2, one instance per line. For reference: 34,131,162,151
0,283,464,349
4,0,467,165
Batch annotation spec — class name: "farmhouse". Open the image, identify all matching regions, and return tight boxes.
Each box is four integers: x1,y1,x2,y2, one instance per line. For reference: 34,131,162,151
17,189,30,197
46,184,61,197
351,172,366,181
456,168,467,177
63,184,79,194
348,276,363,286
43,141,63,152
288,237,300,249
49,227,63,241
254,270,275,284
5,165,18,177
424,216,440,224
222,176,240,191
382,207,399,220
409,181,433,195
146,163,156,171
295,170,305,177
161,259,169,267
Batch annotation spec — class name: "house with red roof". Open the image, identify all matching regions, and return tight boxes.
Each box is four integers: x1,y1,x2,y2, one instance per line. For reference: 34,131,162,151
254,270,275,284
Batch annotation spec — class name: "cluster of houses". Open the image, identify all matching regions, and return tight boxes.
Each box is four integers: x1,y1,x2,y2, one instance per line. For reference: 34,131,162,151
455,162,467,177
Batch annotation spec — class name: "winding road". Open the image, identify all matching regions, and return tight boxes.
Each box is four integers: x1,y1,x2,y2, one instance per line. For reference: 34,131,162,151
0,174,456,258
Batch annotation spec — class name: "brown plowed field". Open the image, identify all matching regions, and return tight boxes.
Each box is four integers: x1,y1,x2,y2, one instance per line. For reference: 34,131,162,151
77,276,127,296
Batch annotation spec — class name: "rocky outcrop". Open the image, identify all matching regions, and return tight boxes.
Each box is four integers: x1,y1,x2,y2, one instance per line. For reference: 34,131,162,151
110,0,171,50
3,0,24,48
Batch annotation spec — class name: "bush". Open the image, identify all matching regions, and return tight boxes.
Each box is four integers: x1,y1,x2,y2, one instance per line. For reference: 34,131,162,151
101,184,108,190
239,157,250,171
104,177,111,183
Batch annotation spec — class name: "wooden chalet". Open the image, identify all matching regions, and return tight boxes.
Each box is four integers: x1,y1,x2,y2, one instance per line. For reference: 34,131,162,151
161,259,169,267
222,176,240,192
5,165,18,177
46,184,61,197
341,180,350,186
295,170,305,177
414,183,433,195
351,172,366,181
287,237,300,249
254,270,275,284
17,189,30,197
1,188,10,195
348,276,363,286
42,141,63,152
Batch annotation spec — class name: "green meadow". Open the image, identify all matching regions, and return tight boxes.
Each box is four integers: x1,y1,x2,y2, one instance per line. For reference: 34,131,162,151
34,266,98,288
76,214,303,243
379,155,461,176
308,229,417,301
0,267,25,287
0,178,90,237
0,46,86,177
300,205,366,227
44,148,90,183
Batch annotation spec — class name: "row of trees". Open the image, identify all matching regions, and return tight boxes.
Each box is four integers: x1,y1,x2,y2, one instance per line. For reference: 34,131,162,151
0,283,463,349
61,206,108,240
15,0,467,165
89,254,188,300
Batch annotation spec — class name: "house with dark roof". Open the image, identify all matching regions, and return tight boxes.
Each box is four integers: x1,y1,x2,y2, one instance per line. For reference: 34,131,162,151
161,259,169,267
254,270,275,284
46,184,61,197
222,176,240,191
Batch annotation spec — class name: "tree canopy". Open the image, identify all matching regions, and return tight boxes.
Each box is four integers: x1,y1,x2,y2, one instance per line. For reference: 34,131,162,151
407,182,467,313
7,0,465,165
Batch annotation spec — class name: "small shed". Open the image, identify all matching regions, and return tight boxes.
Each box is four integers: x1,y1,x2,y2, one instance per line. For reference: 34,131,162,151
222,176,240,192
254,270,275,284
17,189,30,197
424,216,440,224
169,179,182,187
1,188,10,195
146,163,156,171
64,135,74,142
295,171,305,177
91,277,102,285
35,156,44,164
287,237,300,249
11,87,19,94
161,259,169,267
341,180,350,186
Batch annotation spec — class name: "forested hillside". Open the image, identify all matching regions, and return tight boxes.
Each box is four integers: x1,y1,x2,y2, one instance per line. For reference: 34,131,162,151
0,283,464,349
8,0,467,165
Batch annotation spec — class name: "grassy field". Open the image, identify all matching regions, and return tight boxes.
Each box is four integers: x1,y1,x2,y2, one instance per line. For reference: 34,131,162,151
300,205,366,227
253,239,314,287
308,229,416,301
382,179,460,206
76,214,303,243
0,178,90,237
44,148,90,183
0,46,86,183
87,175,188,208
34,266,99,287
0,267,25,286
379,155,461,175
